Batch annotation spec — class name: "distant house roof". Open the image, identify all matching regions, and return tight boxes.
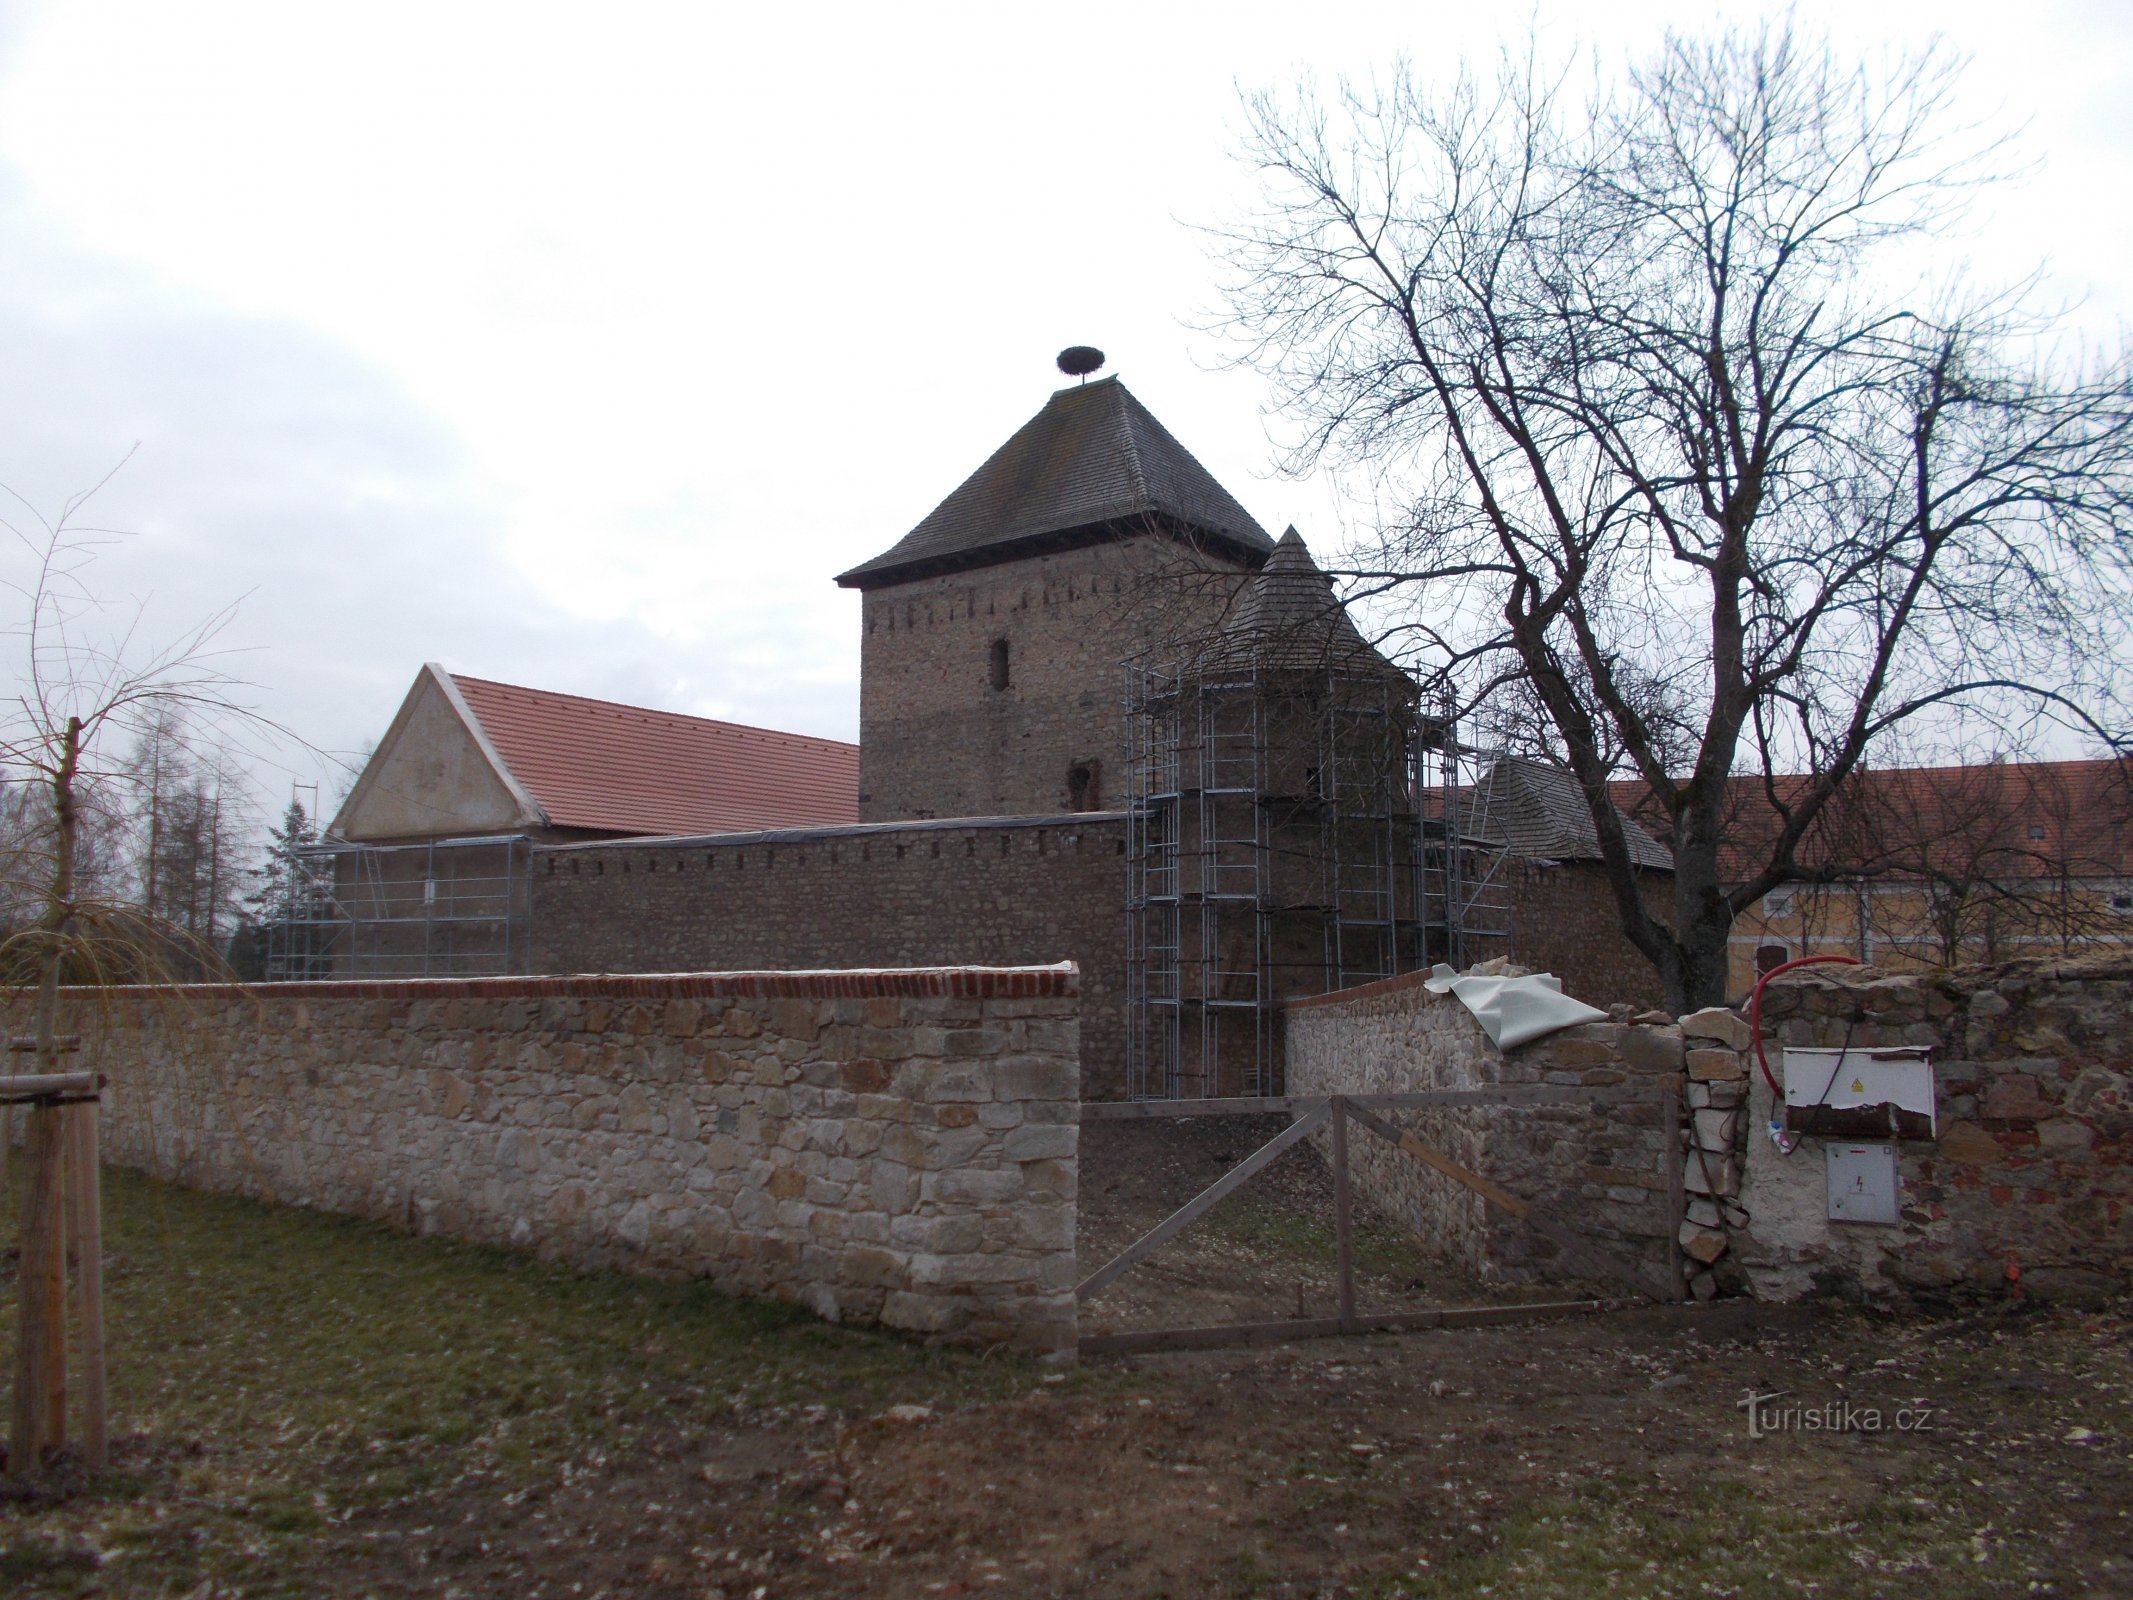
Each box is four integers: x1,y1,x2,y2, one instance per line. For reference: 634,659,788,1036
448,674,859,837
1614,758,2133,884
331,664,859,843
836,376,1274,589
1475,757,1674,871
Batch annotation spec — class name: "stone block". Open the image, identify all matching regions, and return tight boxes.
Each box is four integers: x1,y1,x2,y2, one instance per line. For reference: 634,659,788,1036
1983,1073,2054,1122
1618,1028,1685,1074
991,1058,1078,1103
1936,1120,2001,1164
1682,1153,1739,1196
1686,1049,1746,1083
1678,1222,1729,1264
1692,1108,1741,1151
1678,1007,1753,1050
1004,1124,1076,1162
1687,1080,1747,1111
879,1291,959,1334
841,1059,892,1094
926,1167,1024,1206
890,1213,984,1254
2037,1117,2094,1154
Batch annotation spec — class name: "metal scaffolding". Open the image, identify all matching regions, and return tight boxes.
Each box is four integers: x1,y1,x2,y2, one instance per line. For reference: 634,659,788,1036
1126,644,1514,1100
1124,637,1517,1101
264,835,534,980
1418,713,1515,971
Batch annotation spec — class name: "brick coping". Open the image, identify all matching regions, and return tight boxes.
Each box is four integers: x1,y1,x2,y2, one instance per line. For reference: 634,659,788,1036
36,963,1080,1004
1283,967,1445,1013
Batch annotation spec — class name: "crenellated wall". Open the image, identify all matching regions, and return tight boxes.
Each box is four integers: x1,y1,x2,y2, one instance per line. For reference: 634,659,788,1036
21,966,1083,1353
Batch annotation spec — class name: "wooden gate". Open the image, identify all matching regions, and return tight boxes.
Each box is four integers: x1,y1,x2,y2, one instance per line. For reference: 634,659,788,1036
1076,1083,1684,1358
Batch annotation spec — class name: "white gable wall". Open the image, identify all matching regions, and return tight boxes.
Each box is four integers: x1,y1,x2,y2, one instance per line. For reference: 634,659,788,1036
333,666,544,842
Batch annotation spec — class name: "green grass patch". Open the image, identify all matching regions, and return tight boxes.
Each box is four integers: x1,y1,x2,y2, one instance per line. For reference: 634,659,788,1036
1,1164,1019,1594
1357,1474,2039,1600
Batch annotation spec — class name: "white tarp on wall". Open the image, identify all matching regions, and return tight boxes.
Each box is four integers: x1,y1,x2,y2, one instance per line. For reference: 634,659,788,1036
1422,963,1608,1049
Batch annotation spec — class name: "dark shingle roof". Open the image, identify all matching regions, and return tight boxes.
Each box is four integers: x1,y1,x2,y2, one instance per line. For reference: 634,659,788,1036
1203,527,1410,682
1476,757,1674,870
836,376,1273,588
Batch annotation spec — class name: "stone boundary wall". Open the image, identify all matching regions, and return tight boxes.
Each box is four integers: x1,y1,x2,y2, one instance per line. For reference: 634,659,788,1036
526,814,1130,1100
1284,970,1690,1291
1739,958,2132,1306
14,966,1081,1353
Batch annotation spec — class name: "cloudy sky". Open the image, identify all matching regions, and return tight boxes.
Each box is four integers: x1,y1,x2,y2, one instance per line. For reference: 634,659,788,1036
0,0,2126,817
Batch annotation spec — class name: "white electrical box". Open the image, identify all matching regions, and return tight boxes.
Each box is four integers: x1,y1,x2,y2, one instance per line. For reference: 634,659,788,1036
1826,1142,1901,1225
1783,1046,1937,1139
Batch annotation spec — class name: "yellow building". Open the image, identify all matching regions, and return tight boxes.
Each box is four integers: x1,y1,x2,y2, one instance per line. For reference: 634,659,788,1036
1710,758,2133,996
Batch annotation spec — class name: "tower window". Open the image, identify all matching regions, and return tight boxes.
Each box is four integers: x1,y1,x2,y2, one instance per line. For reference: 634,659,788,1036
988,638,1010,691
1068,761,1101,812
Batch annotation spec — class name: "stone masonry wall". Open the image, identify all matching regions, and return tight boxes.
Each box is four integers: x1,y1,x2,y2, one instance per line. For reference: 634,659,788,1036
27,967,1082,1353
1738,957,2132,1306
855,537,1252,823
1285,970,1685,1291
1497,860,1672,1012
528,814,1130,1100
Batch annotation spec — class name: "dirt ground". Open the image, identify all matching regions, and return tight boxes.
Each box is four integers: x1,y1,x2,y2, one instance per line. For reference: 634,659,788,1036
295,1297,2132,1599
1075,1117,1614,1334
6,1158,2130,1599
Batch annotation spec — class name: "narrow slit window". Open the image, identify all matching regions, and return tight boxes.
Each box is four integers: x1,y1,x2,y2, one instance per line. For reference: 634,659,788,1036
1068,761,1101,812
988,637,1010,691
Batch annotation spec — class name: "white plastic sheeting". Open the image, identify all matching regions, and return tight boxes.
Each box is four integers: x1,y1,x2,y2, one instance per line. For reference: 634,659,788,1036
1422,964,1608,1049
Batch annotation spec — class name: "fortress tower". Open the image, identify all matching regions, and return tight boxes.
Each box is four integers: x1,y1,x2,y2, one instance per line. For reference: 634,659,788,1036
836,372,1274,821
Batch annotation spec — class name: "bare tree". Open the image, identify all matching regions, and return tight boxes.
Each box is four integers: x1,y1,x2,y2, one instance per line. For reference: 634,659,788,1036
1215,23,2133,1008
1,475,267,1159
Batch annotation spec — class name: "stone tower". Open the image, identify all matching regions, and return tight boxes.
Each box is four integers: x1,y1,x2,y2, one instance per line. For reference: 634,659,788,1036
836,374,1274,821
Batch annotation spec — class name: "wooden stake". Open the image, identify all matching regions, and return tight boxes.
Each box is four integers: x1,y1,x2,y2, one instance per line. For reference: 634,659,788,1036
1331,1096,1356,1334
67,1100,106,1470
10,1102,68,1474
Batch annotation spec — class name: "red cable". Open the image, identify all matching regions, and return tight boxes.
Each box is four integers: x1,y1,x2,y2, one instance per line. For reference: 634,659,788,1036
1746,953,1862,1096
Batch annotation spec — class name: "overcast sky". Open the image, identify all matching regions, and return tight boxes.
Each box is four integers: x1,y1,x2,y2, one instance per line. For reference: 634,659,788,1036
1,0,2126,817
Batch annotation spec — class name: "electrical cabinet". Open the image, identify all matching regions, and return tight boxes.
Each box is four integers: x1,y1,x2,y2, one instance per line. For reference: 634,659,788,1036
1782,1046,1937,1139
1826,1142,1901,1225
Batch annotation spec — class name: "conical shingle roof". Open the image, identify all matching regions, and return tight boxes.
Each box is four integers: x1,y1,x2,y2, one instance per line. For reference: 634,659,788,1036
836,376,1273,588
1203,528,1411,684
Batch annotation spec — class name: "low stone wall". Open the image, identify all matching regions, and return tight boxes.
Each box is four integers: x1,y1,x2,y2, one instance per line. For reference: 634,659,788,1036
1738,958,2132,1306
18,966,1081,1353
1284,971,1686,1291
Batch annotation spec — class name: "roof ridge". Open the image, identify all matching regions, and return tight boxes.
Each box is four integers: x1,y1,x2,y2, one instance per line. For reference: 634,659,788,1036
1113,381,1152,512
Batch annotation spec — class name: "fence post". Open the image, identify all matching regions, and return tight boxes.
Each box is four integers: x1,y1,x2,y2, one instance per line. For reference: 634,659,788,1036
1661,1081,1686,1302
67,1100,106,1470
1331,1095,1356,1333
10,1101,68,1473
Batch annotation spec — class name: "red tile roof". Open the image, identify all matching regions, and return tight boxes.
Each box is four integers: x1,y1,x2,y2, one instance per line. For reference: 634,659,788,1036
449,674,858,838
1612,758,2133,883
